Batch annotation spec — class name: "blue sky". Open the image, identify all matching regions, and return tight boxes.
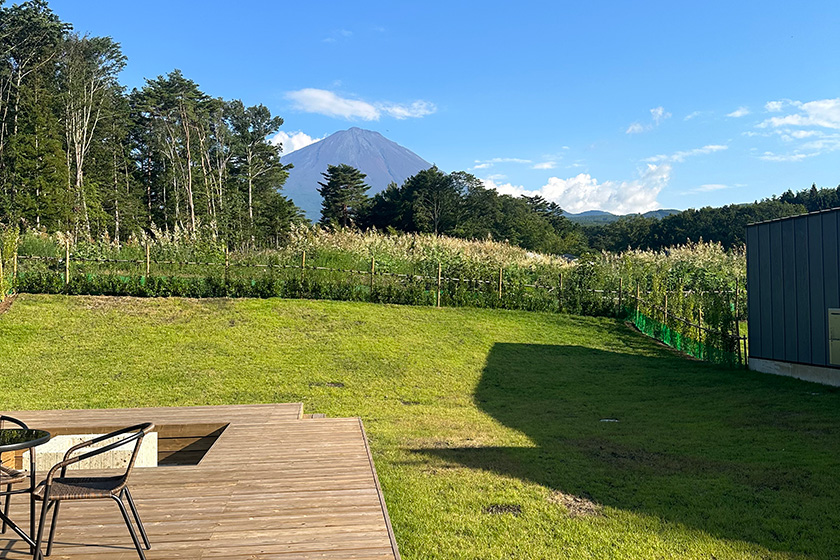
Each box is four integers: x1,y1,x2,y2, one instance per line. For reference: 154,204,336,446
50,0,840,214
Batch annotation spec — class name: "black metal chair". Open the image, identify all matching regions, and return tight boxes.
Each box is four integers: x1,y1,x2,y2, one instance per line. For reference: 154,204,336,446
33,422,155,559
0,415,37,541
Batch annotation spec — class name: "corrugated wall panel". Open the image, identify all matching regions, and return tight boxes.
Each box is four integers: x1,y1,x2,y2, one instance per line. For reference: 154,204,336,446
747,208,840,369
794,216,811,364
808,214,827,366
769,221,785,360
758,225,773,359
746,226,762,359
822,213,840,365
781,219,798,361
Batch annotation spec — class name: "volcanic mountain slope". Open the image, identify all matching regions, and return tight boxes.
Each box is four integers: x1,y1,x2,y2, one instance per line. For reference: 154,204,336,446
280,127,432,220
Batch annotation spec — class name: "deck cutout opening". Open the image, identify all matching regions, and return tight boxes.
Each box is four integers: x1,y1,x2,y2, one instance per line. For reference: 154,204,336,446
34,422,229,468
157,423,229,466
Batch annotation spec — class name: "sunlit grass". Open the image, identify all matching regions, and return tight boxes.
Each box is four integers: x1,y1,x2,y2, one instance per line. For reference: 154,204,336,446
1,294,836,559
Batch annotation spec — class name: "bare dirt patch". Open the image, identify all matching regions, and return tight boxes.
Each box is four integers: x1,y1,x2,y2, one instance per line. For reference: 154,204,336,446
0,294,16,315
483,503,522,516
308,381,345,388
549,490,603,518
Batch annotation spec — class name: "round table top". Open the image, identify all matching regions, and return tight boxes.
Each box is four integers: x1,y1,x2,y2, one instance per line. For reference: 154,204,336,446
0,429,51,453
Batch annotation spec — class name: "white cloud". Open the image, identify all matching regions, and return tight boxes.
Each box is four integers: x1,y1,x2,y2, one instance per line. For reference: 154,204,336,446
270,130,323,154
323,29,353,43
788,129,821,139
759,152,811,162
765,100,784,112
626,122,646,134
651,106,671,125
482,164,669,215
727,106,751,118
759,98,840,130
684,111,703,121
532,161,557,170
379,100,436,119
680,183,733,195
644,144,728,163
486,157,532,164
470,157,532,170
285,88,436,121
286,89,378,120
751,99,840,160
695,183,730,192
626,106,671,134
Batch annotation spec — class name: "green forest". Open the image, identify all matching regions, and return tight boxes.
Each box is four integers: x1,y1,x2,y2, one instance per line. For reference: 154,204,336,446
1,0,837,256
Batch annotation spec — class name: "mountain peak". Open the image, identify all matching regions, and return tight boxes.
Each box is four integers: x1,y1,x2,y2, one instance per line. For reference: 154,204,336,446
282,128,432,220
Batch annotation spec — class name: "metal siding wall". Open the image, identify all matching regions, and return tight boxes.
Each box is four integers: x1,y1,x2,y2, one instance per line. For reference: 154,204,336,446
833,211,840,312
758,225,774,359
794,217,812,363
822,213,840,365
769,221,786,360
781,219,798,361
808,214,827,366
746,226,762,359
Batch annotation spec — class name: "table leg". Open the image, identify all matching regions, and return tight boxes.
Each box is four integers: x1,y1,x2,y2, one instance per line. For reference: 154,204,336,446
30,451,37,558
0,506,39,549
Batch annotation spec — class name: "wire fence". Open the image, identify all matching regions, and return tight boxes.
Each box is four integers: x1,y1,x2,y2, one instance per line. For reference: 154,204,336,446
8,249,748,368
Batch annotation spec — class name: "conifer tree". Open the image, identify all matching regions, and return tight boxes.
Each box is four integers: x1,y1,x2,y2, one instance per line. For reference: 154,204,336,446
317,164,369,228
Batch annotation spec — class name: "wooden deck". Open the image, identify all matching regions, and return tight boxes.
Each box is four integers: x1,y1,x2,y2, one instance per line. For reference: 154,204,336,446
0,404,400,559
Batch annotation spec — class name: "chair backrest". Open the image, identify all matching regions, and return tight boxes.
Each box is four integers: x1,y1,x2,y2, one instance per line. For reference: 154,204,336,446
0,415,28,430
120,422,155,479
60,422,155,483
1,415,31,471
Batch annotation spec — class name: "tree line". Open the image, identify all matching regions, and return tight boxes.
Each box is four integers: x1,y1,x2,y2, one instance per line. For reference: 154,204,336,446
583,183,840,252
3,1,836,257
317,160,839,255
0,0,301,248
316,164,588,255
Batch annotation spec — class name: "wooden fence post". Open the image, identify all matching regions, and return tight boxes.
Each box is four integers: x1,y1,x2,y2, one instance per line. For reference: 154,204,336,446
498,268,503,299
617,277,623,316
635,284,640,318
224,246,230,278
663,291,668,326
65,238,70,285
743,336,748,368
557,272,563,312
370,257,375,294
436,263,442,308
145,241,151,277
734,284,743,366
698,305,703,344
301,250,306,281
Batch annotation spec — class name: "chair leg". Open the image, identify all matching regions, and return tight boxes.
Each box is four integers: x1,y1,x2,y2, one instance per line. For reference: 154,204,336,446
45,501,60,557
30,486,36,553
112,495,146,560
123,487,151,550
2,484,9,533
34,499,53,560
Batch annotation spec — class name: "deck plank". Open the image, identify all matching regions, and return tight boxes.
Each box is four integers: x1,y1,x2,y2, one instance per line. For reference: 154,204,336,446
0,404,399,560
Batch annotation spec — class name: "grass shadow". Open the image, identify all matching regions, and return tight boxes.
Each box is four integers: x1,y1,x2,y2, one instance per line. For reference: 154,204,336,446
416,342,840,557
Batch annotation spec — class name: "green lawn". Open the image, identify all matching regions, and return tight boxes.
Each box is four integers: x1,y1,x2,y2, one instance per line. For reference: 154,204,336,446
1,294,838,560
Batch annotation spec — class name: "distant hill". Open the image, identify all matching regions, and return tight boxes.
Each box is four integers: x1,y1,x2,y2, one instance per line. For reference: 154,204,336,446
281,127,432,220
564,209,680,225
